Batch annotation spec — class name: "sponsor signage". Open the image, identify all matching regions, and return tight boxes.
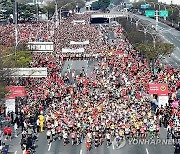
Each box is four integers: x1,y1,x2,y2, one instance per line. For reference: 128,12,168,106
5,68,48,78
28,42,54,52
148,83,168,96
62,48,85,53
6,86,27,99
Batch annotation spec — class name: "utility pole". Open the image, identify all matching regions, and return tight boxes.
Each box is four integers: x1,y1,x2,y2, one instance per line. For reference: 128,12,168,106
14,0,18,58
155,10,158,31
55,0,58,28
36,0,39,22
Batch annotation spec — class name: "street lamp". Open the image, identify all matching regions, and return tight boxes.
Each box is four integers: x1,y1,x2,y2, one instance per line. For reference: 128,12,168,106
138,29,158,49
135,18,149,28
36,0,39,22
14,0,18,49
55,0,58,28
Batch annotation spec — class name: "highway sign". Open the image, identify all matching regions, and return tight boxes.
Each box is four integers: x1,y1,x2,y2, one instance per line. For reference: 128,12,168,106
126,3,133,8
159,10,168,17
109,2,115,6
141,4,149,9
145,10,155,17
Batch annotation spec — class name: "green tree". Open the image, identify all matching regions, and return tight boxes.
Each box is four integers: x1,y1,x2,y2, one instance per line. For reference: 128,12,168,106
91,1,100,10
136,42,174,61
99,0,110,11
43,2,55,19
0,44,32,99
0,0,13,19
43,0,85,19
0,45,32,68
57,0,85,9
0,59,9,99
18,3,36,21
132,1,143,9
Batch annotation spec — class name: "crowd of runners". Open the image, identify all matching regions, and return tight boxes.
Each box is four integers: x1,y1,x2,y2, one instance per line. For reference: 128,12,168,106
0,22,53,46
0,11,180,153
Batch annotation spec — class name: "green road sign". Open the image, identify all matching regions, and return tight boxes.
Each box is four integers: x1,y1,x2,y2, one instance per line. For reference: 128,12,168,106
159,10,168,17
145,10,155,17
110,2,115,6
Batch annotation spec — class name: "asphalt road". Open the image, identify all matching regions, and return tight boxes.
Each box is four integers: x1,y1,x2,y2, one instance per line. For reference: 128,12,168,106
4,9,179,154
111,6,180,68
6,126,176,154
128,13,180,68
5,60,178,154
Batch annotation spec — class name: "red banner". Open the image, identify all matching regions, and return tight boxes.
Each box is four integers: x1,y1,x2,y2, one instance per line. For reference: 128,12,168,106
148,83,168,96
6,86,27,99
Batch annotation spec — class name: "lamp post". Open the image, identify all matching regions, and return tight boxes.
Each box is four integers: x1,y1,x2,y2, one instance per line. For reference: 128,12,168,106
36,0,39,22
14,0,18,59
55,0,58,28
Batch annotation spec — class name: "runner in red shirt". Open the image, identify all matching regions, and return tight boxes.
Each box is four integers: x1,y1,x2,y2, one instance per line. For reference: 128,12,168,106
3,125,8,140
6,126,12,141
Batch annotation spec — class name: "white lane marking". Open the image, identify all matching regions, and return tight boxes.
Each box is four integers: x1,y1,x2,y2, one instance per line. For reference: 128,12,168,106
15,151,17,154
112,141,115,150
146,148,149,154
80,149,82,154
48,142,52,151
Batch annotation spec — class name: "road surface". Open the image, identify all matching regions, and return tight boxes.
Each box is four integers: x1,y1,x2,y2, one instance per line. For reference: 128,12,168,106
111,6,180,68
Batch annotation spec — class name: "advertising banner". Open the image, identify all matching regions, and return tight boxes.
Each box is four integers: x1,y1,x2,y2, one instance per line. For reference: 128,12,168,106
148,83,168,96
5,68,48,78
6,86,27,99
62,48,84,53
73,20,85,25
28,42,54,52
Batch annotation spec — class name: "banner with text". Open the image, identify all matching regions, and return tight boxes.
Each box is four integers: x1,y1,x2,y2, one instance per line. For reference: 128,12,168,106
6,86,27,99
5,68,47,78
62,48,84,53
73,20,85,25
148,83,168,96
